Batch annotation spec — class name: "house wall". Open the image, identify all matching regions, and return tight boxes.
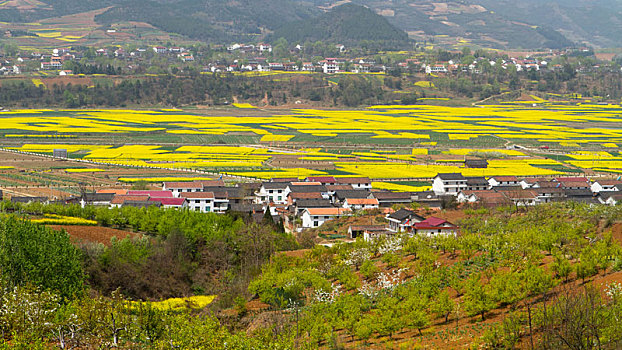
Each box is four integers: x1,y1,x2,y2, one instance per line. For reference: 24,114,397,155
187,198,214,212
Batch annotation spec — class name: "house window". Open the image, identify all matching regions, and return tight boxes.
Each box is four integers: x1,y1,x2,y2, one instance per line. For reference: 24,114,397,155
195,207,200,211
314,221,319,227
278,196,282,201
269,190,274,194
195,200,200,204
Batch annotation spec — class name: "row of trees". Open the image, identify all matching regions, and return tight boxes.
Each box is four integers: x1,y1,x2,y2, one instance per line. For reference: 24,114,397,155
0,74,334,107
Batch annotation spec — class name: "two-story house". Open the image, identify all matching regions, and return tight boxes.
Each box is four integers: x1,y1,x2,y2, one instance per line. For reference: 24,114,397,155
432,173,467,195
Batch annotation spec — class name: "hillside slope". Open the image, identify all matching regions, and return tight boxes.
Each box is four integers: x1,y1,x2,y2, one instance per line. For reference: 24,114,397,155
270,3,411,47
318,0,620,48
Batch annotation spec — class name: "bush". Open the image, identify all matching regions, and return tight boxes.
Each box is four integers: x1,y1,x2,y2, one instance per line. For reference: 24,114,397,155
360,260,379,280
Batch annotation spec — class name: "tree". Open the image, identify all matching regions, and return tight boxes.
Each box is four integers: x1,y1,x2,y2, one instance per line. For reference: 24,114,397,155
404,298,429,335
431,289,455,323
0,217,84,300
273,37,289,58
374,297,404,338
576,248,599,283
463,273,495,321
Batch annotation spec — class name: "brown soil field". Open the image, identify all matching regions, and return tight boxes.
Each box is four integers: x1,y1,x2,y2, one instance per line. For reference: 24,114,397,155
49,225,139,246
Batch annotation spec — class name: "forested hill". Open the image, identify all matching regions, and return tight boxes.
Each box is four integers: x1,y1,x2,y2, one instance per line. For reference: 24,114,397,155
269,3,411,48
94,0,319,42
0,0,319,42
1,0,621,48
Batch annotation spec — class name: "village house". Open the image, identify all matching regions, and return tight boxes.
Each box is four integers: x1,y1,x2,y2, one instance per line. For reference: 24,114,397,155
342,198,379,210
286,184,329,199
321,58,341,74
80,193,115,208
488,176,520,187
372,191,412,207
110,195,150,208
254,182,290,204
347,225,386,239
287,192,324,206
179,52,195,62
559,181,591,190
432,173,467,195
425,64,448,74
386,208,425,233
258,43,272,53
149,197,187,209
180,192,216,213
457,190,509,208
563,189,597,204
301,208,351,229
465,177,489,191
335,177,372,190
332,190,372,205
591,179,622,193
292,199,333,216
411,191,442,208
533,186,565,203
464,159,489,168
499,189,539,207
306,176,338,186
162,180,224,197
414,217,458,236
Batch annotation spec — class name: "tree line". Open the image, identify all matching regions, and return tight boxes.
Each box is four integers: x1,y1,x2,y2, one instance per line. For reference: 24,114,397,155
0,74,332,108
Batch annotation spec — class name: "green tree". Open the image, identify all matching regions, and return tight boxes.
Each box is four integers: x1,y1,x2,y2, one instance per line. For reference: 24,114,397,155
0,217,84,300
463,273,495,321
431,289,455,323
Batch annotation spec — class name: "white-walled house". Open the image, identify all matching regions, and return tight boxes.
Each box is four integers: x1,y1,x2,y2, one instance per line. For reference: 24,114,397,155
163,182,203,196
301,208,351,229
591,180,622,193
488,176,520,187
163,180,224,197
180,192,215,213
254,182,290,204
336,177,372,190
432,173,467,195
386,208,425,233
413,217,458,236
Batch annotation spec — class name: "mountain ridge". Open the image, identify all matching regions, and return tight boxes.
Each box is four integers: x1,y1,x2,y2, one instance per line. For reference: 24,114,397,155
1,0,621,49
